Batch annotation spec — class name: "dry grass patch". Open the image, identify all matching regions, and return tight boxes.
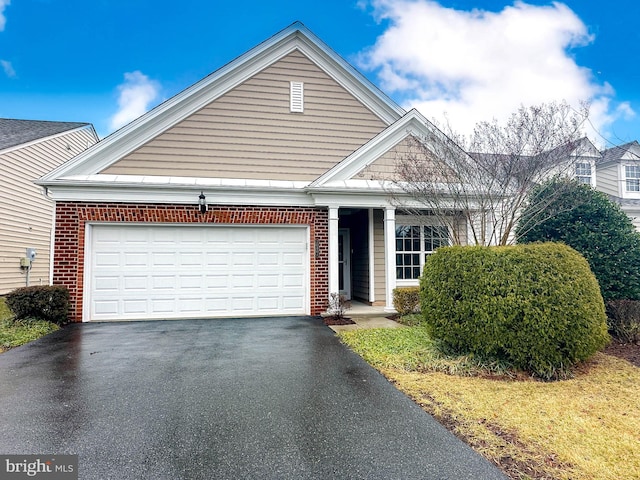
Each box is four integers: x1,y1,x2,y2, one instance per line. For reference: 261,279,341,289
339,327,640,480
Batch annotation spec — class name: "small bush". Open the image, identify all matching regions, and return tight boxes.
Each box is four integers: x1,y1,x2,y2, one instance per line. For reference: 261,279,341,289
420,243,610,380
393,287,421,316
5,286,70,325
327,292,350,320
605,300,640,344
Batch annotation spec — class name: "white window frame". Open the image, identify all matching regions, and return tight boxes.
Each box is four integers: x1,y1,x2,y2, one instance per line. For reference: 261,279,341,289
625,165,640,192
395,216,451,286
575,162,592,185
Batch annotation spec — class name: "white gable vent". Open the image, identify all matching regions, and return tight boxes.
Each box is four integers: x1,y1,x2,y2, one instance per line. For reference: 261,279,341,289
290,81,304,113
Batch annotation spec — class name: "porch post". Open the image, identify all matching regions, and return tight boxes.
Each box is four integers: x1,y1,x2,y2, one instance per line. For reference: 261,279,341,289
368,208,375,303
384,206,396,311
328,206,340,299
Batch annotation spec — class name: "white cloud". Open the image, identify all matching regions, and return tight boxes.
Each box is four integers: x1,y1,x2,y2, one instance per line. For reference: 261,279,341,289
0,0,9,31
360,0,631,138
108,71,161,132
1,59,14,77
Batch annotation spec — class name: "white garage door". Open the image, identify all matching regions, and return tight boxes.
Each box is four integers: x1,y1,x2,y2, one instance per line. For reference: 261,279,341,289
86,225,309,321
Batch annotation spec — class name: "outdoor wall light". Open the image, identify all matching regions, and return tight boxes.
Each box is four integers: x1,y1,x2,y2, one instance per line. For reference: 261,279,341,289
198,191,207,214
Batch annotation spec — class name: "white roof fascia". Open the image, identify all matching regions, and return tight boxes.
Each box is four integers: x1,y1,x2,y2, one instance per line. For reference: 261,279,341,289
40,22,404,184
41,182,315,207
310,110,436,188
566,137,601,160
0,124,97,157
621,144,640,161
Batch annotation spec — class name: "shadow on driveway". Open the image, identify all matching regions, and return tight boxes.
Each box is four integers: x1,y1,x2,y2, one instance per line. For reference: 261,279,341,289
0,316,505,479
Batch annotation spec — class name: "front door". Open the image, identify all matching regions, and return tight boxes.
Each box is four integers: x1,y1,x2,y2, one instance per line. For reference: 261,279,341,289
338,229,351,300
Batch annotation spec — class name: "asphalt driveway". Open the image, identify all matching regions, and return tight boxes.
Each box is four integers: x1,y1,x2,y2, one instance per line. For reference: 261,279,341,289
0,316,506,479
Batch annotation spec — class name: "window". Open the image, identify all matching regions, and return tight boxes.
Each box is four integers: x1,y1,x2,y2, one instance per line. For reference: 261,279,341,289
626,165,640,192
575,162,592,185
395,224,450,280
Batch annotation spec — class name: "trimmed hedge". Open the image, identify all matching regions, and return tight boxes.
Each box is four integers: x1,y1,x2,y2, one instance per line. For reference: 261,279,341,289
5,286,70,325
393,287,421,316
420,243,609,379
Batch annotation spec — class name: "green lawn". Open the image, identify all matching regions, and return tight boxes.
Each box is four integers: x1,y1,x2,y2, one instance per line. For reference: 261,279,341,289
338,326,640,480
0,298,59,352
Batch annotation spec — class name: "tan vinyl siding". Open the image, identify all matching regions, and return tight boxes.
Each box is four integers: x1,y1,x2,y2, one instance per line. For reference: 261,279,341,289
355,137,414,181
0,128,97,294
596,163,621,197
103,50,387,181
373,209,386,302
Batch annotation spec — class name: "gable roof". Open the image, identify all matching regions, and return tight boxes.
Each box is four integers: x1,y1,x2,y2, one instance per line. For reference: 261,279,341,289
309,109,466,191
600,141,640,166
40,22,405,184
0,118,92,152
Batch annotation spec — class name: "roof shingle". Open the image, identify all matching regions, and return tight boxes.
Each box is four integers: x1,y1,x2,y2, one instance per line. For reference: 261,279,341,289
0,118,90,152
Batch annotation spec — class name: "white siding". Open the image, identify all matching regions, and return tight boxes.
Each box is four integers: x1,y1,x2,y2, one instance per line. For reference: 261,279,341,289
595,163,620,197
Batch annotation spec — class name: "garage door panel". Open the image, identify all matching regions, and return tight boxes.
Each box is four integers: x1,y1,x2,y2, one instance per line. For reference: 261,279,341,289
283,274,304,288
94,300,119,315
88,225,309,320
283,296,304,309
179,252,204,266
122,299,147,315
282,252,304,265
151,276,174,290
257,274,279,288
206,252,230,265
152,252,176,266
94,276,119,292
150,299,174,313
124,276,147,290
95,252,120,267
257,252,279,266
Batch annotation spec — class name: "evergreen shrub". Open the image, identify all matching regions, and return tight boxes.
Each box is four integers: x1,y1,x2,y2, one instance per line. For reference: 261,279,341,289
393,287,421,316
6,286,70,325
420,243,609,379
516,179,640,301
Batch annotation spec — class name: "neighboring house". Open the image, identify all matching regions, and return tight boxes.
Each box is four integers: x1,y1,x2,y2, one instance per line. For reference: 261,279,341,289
565,137,601,188
0,119,98,295
542,138,640,231
39,22,468,322
594,141,640,230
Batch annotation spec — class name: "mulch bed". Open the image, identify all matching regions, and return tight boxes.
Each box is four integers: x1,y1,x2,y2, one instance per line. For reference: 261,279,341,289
604,340,640,367
323,316,356,326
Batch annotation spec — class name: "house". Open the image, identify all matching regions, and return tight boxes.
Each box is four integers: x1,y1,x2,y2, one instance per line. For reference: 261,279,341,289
0,119,98,295
39,22,467,322
563,137,601,188
594,141,640,229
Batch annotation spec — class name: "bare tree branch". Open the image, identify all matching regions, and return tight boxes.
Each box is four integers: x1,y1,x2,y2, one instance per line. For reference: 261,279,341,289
388,101,591,246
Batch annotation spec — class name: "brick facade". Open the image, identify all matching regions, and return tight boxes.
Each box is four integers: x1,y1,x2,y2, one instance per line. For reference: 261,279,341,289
54,203,329,322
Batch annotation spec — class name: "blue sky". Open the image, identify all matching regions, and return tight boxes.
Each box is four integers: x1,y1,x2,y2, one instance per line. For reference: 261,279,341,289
0,0,638,147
